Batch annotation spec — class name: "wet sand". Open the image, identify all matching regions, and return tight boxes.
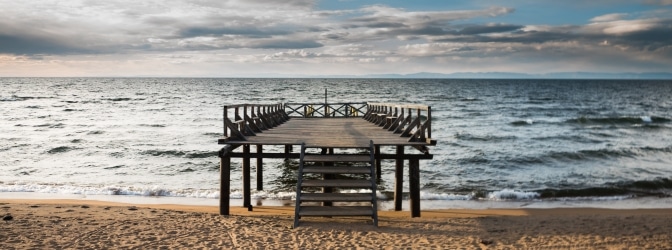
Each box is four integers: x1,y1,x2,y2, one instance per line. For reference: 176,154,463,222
2,199,671,249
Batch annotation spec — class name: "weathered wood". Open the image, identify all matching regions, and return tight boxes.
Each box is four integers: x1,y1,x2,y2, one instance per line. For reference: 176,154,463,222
219,146,231,215
285,103,367,118
222,102,434,220
226,152,433,160
394,146,404,211
375,145,381,180
299,206,373,217
256,145,263,191
302,166,371,174
300,193,373,202
409,158,420,217
301,179,372,188
242,145,251,208
367,103,429,110
303,154,370,163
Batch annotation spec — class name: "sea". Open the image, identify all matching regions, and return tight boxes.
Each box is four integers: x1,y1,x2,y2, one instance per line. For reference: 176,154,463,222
2,78,672,209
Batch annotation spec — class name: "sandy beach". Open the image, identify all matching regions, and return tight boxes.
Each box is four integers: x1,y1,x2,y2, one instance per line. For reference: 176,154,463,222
2,199,671,249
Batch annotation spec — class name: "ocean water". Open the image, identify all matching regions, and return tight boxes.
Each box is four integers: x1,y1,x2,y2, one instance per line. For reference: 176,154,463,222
2,78,672,207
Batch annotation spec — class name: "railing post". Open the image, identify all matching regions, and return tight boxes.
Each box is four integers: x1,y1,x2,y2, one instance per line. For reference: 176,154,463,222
427,106,432,139
223,106,228,138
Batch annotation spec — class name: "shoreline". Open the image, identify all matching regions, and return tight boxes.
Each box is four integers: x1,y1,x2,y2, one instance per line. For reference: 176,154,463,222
2,198,672,248
2,191,672,210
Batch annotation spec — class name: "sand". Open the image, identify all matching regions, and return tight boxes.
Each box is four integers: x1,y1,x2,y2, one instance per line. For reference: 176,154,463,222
2,199,671,249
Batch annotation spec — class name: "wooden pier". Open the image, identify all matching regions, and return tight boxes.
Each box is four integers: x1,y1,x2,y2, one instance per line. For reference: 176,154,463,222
217,102,436,219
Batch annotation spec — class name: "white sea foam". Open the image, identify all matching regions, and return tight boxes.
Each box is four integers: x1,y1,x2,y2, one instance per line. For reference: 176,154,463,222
641,116,652,123
420,192,473,200
487,189,540,200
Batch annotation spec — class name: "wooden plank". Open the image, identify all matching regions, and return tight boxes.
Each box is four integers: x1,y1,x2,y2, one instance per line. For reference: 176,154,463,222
299,206,373,216
300,193,373,202
226,152,433,160
302,166,371,174
301,179,372,188
220,117,436,148
303,154,370,163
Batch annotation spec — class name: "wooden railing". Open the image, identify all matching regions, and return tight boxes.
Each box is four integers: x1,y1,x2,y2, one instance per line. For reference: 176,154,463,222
220,102,433,144
363,103,432,143
221,103,288,141
284,102,367,118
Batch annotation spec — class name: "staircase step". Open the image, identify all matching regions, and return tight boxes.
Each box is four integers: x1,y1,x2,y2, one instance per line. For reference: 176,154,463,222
301,179,372,188
303,154,370,163
303,166,371,174
300,193,373,202
298,206,374,217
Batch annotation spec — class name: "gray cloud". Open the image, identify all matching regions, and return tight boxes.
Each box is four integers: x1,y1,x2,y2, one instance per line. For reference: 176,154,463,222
342,6,516,38
455,24,524,35
178,26,291,38
0,33,89,55
0,0,670,75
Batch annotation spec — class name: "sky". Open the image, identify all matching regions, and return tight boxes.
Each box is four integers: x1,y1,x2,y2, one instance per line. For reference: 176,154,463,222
1,0,671,77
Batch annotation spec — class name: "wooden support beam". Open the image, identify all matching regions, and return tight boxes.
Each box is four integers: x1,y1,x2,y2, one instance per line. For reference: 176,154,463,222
242,145,251,208
409,158,421,217
256,145,263,191
322,148,334,207
245,114,262,133
219,146,231,215
400,116,421,137
375,145,381,181
224,119,247,141
394,146,404,211
227,152,433,160
284,145,292,161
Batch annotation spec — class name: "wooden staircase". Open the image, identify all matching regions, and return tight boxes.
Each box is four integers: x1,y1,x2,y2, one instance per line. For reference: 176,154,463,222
294,141,378,227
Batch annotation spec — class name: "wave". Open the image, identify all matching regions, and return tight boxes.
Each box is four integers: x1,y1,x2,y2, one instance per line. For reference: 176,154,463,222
2,180,669,203
567,116,670,125
34,123,66,128
139,124,167,128
47,146,79,154
541,146,672,162
141,149,218,159
103,97,146,102
459,98,482,102
0,95,52,102
548,148,638,161
454,133,516,142
0,184,220,198
510,119,534,126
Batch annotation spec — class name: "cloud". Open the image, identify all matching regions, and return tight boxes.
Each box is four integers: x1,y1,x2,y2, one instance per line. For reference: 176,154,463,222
0,32,89,55
341,6,516,38
453,23,524,35
643,0,672,5
591,13,629,22
0,0,327,55
0,0,670,76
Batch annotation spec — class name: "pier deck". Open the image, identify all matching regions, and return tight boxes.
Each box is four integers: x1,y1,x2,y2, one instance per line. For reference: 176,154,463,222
224,117,432,148
217,102,436,218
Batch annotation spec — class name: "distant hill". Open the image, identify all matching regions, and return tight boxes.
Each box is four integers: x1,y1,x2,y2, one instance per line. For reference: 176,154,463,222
353,72,672,79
